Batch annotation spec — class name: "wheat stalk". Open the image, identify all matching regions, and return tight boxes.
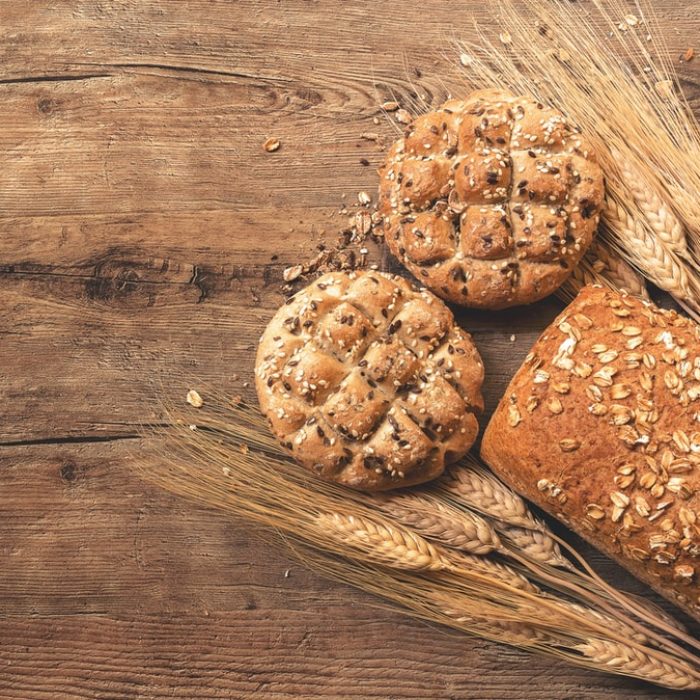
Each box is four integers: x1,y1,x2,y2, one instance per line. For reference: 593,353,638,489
371,491,501,555
301,542,700,690
575,638,700,690
139,391,700,687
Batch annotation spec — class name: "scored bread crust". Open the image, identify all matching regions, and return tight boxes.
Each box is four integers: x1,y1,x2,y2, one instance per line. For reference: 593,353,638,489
378,89,604,309
256,271,484,491
481,285,700,620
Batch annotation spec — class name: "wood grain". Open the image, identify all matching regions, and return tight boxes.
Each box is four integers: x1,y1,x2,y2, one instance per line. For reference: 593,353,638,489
1,1,700,697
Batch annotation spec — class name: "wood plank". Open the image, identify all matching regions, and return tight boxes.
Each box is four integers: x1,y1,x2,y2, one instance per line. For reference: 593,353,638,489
0,442,692,699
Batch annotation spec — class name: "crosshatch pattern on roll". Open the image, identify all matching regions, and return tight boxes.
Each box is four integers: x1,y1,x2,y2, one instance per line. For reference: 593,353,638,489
379,88,605,309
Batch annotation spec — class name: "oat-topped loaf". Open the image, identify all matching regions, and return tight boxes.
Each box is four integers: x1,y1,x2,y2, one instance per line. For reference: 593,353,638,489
379,89,604,309
255,271,484,491
482,286,700,620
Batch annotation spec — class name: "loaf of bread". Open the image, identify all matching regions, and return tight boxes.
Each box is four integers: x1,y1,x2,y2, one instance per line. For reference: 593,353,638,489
481,285,700,620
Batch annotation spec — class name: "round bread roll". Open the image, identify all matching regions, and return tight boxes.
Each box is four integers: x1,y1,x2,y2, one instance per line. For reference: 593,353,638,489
378,89,605,309
255,271,484,491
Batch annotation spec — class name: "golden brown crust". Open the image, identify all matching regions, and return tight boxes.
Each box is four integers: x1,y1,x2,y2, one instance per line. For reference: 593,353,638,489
482,285,700,620
256,271,485,491
378,89,605,309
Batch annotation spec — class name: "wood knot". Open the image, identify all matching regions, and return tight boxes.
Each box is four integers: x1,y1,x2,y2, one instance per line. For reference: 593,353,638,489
37,98,58,114
59,463,77,483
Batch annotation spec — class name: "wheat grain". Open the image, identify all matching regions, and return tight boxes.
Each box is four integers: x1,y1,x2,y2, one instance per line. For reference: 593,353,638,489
372,491,501,555
575,638,700,690
316,511,448,571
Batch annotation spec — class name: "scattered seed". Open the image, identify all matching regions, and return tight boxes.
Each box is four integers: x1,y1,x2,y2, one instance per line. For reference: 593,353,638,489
263,137,281,152
382,100,400,112
395,109,412,125
186,389,204,408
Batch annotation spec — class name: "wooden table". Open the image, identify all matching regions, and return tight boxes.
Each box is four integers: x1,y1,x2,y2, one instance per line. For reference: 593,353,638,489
2,1,700,697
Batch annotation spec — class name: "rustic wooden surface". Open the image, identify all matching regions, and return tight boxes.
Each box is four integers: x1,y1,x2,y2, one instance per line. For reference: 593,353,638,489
2,1,700,698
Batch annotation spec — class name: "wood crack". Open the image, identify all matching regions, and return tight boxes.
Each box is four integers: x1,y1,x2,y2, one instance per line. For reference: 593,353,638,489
0,433,140,448
79,62,293,84
0,73,111,85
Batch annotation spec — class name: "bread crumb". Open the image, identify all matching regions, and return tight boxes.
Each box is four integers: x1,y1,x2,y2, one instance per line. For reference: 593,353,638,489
283,264,303,282
395,109,412,124
186,389,204,408
263,137,280,152
683,47,695,62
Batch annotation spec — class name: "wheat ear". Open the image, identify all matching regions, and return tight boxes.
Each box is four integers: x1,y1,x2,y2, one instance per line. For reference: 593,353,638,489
499,525,570,568
615,152,689,258
371,491,501,555
563,601,648,645
574,638,700,690
443,551,540,594
316,512,448,571
560,240,648,302
586,240,649,298
602,195,695,304
438,462,540,530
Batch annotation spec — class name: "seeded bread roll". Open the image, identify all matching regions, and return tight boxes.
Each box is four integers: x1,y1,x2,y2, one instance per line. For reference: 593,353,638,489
378,89,604,309
482,285,700,620
256,271,485,491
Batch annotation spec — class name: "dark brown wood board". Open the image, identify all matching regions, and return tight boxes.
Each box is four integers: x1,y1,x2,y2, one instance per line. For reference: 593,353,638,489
2,1,700,697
